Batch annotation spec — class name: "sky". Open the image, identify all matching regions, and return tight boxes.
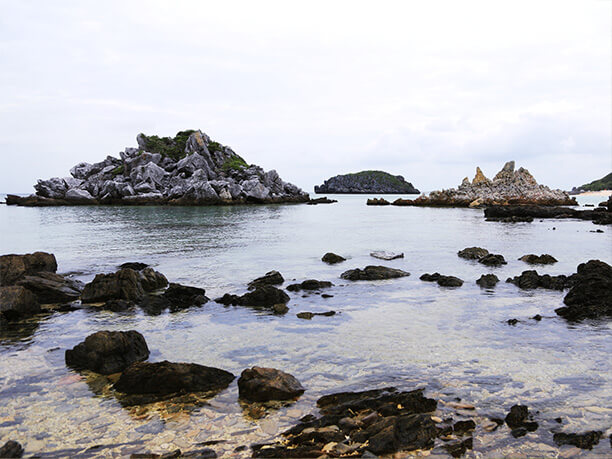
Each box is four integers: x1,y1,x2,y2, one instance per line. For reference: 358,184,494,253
0,0,610,193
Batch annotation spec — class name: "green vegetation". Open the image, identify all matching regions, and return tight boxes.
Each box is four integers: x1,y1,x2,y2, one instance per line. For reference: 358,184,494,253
112,165,124,176
140,129,196,160
346,170,407,188
578,172,612,191
208,141,223,154
221,155,248,172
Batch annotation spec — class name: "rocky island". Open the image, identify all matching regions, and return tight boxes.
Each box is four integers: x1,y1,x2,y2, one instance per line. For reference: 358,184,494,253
368,161,576,207
6,130,309,206
569,172,612,194
314,170,420,194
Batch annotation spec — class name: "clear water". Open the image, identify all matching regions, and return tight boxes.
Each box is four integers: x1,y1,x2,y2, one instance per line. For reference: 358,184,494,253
0,195,611,457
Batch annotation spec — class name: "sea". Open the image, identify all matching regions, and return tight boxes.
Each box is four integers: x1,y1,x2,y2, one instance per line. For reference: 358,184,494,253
0,193,610,457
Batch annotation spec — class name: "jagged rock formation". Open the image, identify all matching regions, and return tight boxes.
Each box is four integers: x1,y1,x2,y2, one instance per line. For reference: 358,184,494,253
382,161,576,207
7,130,309,206
315,171,419,194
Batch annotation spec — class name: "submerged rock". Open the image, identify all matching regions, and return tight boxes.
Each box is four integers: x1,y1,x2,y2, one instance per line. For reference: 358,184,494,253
0,286,40,319
119,262,148,271
340,266,410,281
321,252,346,264
65,330,150,375
420,273,463,287
114,361,235,395
10,130,309,206
370,251,404,260
247,271,284,290
476,274,499,288
238,367,305,402
286,280,332,291
519,254,558,265
297,311,336,320
81,268,145,303
457,247,489,260
315,171,420,194
553,431,602,449
0,251,57,286
556,260,612,321
0,440,23,458
504,404,538,433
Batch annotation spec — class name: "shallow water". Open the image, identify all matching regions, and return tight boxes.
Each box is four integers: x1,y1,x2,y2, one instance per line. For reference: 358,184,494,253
0,194,611,457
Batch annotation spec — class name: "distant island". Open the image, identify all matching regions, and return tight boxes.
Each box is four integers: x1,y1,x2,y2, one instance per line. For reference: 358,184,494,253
569,172,612,194
314,171,420,194
7,130,309,206
368,161,576,207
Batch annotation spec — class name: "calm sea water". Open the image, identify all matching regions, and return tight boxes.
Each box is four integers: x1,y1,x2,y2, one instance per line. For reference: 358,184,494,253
0,194,611,457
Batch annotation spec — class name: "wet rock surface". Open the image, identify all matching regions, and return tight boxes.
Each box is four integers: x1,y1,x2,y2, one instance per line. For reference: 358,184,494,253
504,404,538,435
519,254,558,264
457,247,489,260
321,252,345,264
81,268,145,303
216,285,290,308
247,271,284,290
161,283,208,311
296,311,336,320
65,330,150,375
286,280,332,291
420,273,463,287
553,431,602,449
507,270,569,290
139,267,169,292
238,367,305,402
478,253,507,267
16,272,83,304
114,361,235,396
340,265,410,281
476,274,499,287
0,251,58,286
306,197,337,205
0,440,23,458
0,286,40,319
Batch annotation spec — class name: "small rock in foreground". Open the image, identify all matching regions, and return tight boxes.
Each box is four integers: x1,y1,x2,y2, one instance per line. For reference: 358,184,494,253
0,440,23,458
321,252,346,264
238,366,305,402
476,274,499,288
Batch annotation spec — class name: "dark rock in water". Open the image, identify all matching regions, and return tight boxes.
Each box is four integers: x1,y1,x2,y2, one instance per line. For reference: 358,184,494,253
476,274,499,287
297,311,336,320
81,268,145,303
505,405,537,432
272,303,289,315
453,420,476,435
161,283,208,311
16,272,83,304
366,198,391,205
321,293,333,298
239,285,290,307
321,252,346,264
315,171,420,194
457,247,489,260
247,271,284,290
307,197,337,205
65,330,150,375
507,319,518,326
0,440,23,458
214,293,241,306
367,414,438,455
103,299,134,312
139,295,171,315
506,270,569,290
556,259,612,321
532,314,542,321
286,280,332,291
444,437,473,457
238,366,305,402
341,265,410,281
119,262,148,271
139,268,168,292
478,254,507,267
511,427,528,438
485,204,611,225
519,254,558,264
114,361,235,395
553,431,602,449
420,273,463,287
0,251,57,286
0,286,40,319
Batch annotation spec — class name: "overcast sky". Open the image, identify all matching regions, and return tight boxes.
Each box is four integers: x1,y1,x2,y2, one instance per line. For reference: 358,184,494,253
0,0,610,193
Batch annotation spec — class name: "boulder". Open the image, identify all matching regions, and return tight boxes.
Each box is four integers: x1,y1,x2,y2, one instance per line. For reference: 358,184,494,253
476,274,499,288
457,247,489,260
0,252,57,286
507,270,568,290
340,266,410,281
0,440,23,458
519,254,558,264
16,272,83,304
478,253,507,267
113,361,235,395
119,262,148,271
65,188,95,202
161,283,209,311
504,404,538,433
247,271,284,290
81,268,145,303
286,280,332,291
238,366,305,402
321,253,346,264
553,431,602,449
65,330,150,375
216,285,289,308
556,260,612,321
0,286,40,319
420,273,463,287
370,251,404,260
139,267,168,292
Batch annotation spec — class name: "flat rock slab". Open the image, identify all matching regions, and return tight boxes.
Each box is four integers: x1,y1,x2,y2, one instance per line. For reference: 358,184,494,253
340,266,410,281
114,361,235,395
238,366,305,402
286,280,332,291
17,272,83,304
370,251,404,261
65,330,150,375
248,271,284,290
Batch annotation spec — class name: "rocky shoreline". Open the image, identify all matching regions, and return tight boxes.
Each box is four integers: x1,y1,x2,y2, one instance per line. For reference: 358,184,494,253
7,130,310,207
1,249,611,457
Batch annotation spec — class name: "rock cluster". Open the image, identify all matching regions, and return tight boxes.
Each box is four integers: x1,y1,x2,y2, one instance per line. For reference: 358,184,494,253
369,161,576,207
485,204,612,225
315,171,420,194
7,130,308,206
420,273,464,287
